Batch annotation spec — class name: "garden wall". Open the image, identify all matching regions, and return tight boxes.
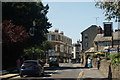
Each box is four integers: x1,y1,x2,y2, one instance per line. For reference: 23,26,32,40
92,59,120,80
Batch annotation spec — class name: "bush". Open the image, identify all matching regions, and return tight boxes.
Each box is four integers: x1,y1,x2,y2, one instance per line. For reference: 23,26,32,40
104,52,110,60
110,53,120,66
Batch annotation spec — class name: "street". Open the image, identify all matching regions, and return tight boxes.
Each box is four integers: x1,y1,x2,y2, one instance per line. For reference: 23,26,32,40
1,63,84,80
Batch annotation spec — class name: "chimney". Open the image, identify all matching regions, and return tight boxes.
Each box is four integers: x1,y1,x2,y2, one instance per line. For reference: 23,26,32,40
115,29,120,32
97,26,103,34
103,22,113,36
54,29,59,33
77,41,80,44
60,31,64,35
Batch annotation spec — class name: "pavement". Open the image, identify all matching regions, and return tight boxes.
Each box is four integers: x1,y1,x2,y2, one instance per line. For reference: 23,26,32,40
0,70,9,75
80,68,108,80
0,64,107,80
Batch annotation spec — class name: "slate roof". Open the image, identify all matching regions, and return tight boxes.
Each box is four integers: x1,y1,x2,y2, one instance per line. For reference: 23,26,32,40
113,31,120,40
94,31,120,42
85,47,95,53
81,25,97,34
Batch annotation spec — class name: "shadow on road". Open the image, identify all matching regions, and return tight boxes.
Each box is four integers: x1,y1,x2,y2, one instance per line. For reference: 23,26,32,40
44,66,87,71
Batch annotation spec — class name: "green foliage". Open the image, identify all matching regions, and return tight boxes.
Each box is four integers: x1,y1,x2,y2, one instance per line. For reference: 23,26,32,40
41,41,53,51
2,2,52,46
23,41,53,60
2,2,52,28
23,47,45,60
110,53,120,66
2,2,52,67
95,1,120,22
97,54,105,57
103,52,110,60
90,54,105,60
92,54,97,58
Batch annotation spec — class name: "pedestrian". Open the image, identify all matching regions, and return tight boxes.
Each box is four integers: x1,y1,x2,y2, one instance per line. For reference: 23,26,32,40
97,57,101,70
20,58,25,66
16,58,21,71
87,57,92,68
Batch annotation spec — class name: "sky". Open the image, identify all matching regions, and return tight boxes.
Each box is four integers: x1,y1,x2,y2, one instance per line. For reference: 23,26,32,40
43,1,118,43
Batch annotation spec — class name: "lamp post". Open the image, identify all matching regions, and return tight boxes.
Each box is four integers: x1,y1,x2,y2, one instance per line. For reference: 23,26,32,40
29,20,36,59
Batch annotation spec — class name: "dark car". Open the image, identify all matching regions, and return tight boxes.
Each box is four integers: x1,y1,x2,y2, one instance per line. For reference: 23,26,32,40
19,60,44,77
49,58,59,67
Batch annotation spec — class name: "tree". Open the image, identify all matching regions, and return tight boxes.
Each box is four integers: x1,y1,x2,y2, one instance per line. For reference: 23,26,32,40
2,2,52,69
2,20,29,43
23,47,45,60
41,41,53,52
41,41,53,63
2,2,52,45
95,1,120,22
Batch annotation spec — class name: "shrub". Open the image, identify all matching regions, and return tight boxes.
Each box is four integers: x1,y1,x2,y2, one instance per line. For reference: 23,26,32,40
110,53,120,66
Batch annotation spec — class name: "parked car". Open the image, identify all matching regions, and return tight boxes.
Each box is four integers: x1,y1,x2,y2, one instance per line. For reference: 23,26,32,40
19,60,44,77
49,58,59,67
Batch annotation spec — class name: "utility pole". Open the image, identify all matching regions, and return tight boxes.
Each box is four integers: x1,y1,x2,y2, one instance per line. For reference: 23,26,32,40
29,20,36,59
96,17,99,25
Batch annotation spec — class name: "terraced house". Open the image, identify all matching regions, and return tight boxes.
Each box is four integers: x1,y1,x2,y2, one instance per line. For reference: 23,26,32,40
47,29,72,63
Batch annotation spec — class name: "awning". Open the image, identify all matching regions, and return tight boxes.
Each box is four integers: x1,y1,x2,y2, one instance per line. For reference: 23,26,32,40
95,52,105,54
85,47,95,53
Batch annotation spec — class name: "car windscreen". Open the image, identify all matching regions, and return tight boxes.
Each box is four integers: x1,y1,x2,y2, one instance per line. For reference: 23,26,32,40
23,61,37,67
50,59,58,62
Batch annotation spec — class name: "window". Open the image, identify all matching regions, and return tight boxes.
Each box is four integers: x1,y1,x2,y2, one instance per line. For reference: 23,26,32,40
52,35,55,40
84,34,88,39
47,34,51,41
55,45,57,51
85,42,88,47
56,35,59,41
60,45,64,52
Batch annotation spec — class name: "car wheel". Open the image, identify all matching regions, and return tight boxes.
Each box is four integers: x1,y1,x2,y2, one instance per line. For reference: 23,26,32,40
41,72,44,76
20,73,23,77
37,70,42,76
57,65,59,67
49,65,52,67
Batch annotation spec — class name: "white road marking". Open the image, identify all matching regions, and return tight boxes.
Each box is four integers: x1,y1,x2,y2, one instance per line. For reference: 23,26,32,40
9,75,20,79
0,74,19,78
77,70,84,80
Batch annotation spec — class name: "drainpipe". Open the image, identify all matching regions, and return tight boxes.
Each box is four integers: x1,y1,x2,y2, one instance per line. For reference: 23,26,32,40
117,0,120,53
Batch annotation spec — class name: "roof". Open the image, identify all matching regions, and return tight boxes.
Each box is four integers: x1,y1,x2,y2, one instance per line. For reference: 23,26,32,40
48,31,72,40
94,34,112,42
85,47,95,53
94,31,120,42
81,25,97,34
113,31,120,40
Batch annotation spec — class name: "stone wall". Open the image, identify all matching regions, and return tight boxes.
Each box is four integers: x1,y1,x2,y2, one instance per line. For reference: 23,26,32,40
92,59,120,79
111,65,120,79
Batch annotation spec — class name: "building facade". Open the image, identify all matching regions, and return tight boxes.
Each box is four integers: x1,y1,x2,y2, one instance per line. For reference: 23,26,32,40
72,41,82,63
94,30,120,52
81,25,103,52
47,30,72,63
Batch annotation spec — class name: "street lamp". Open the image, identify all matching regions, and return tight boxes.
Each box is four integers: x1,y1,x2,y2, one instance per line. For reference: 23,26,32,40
29,21,36,36
29,20,36,59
